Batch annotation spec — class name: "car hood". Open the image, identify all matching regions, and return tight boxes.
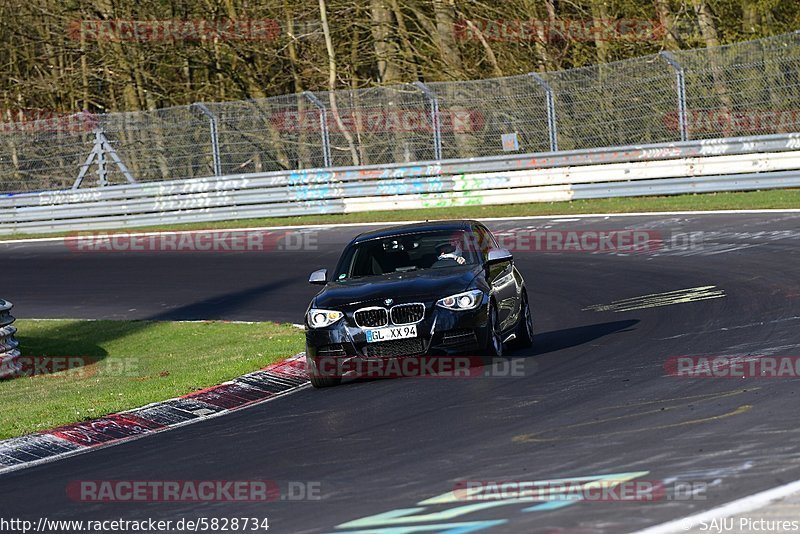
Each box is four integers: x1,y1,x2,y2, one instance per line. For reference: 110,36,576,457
313,267,481,309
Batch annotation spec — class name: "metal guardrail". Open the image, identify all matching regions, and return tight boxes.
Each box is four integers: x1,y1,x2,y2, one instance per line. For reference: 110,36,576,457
0,132,799,235
0,300,20,379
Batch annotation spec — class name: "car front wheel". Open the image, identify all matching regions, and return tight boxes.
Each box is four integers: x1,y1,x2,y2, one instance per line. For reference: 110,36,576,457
483,301,504,363
307,355,342,388
515,292,534,348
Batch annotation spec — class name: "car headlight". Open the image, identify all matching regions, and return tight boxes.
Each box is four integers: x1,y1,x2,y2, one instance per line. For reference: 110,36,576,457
307,309,344,328
436,290,483,311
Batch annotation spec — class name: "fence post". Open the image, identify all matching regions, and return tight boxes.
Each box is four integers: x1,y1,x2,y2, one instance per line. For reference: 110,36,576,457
413,81,442,160
303,91,332,168
659,51,689,142
528,72,558,152
190,103,222,177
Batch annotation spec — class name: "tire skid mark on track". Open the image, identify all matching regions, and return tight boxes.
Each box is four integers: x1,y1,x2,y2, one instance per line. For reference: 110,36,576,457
597,388,759,411
658,316,800,340
513,389,757,444
583,286,726,313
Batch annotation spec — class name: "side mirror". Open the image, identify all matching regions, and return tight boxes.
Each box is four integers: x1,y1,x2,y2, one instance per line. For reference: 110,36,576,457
487,248,513,265
308,268,328,285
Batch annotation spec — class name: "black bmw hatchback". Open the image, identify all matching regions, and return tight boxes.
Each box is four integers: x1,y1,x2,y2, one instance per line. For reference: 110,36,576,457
304,220,533,387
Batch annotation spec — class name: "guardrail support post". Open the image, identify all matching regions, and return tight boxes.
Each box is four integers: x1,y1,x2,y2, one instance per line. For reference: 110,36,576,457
73,129,136,189
303,91,332,168
413,81,442,160
659,51,689,142
528,72,558,152
191,103,222,176
96,130,108,186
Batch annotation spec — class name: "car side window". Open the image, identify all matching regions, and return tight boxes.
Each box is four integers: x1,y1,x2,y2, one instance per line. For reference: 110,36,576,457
474,226,495,262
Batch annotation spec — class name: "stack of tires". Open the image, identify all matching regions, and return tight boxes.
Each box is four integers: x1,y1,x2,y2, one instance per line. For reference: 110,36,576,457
0,299,20,379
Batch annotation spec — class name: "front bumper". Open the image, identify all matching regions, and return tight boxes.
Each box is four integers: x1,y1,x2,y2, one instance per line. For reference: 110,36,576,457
305,303,490,365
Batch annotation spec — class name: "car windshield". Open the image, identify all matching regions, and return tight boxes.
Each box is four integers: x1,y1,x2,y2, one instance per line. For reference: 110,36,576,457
334,230,481,280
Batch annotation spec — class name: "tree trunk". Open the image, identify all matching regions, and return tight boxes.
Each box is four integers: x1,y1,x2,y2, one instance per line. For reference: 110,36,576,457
432,0,465,78
693,0,721,49
590,0,611,64
370,0,402,84
691,0,733,133
389,0,420,80
285,10,313,169
654,0,681,50
523,0,558,71
319,0,360,166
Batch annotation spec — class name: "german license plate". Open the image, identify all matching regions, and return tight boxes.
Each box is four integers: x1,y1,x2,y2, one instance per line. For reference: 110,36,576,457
366,325,417,343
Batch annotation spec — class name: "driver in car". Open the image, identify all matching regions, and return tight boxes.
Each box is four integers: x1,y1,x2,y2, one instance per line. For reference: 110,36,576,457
435,241,466,265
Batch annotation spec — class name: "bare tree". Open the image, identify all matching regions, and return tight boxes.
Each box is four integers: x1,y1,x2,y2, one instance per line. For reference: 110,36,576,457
370,0,402,83
319,0,360,165
654,0,681,50
691,0,733,128
432,0,465,79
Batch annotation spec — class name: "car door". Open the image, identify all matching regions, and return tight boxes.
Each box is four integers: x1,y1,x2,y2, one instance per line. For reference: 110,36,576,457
475,224,519,333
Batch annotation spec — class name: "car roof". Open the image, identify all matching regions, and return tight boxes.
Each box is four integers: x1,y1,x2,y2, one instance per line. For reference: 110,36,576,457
351,219,481,244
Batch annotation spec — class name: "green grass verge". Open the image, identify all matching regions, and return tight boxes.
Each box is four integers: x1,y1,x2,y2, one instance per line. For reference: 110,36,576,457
2,189,798,241
0,319,305,440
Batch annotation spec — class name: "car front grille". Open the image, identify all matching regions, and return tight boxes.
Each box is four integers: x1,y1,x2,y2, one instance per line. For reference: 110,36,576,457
354,307,389,328
355,303,425,327
390,303,425,325
363,338,426,359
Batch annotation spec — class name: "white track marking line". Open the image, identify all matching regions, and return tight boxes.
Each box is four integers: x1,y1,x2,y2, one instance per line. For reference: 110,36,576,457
630,478,800,534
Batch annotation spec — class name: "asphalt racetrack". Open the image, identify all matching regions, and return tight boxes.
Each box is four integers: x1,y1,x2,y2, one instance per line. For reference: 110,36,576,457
2,211,800,533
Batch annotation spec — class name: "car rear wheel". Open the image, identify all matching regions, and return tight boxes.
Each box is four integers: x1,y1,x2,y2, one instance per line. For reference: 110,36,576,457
515,292,534,348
